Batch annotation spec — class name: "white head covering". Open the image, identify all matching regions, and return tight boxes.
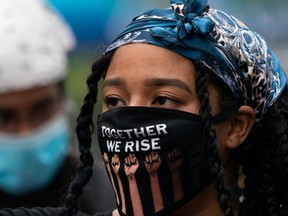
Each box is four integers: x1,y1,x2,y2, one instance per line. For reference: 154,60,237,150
0,0,76,93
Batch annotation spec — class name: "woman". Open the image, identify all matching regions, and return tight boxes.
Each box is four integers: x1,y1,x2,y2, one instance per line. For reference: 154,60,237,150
0,0,75,209
1,0,287,215
66,0,287,215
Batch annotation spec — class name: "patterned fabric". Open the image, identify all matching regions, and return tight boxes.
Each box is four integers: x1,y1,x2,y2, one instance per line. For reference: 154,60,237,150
105,0,287,121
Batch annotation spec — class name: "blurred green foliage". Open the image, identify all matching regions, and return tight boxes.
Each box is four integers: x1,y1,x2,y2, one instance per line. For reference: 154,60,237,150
66,49,95,104
65,47,104,115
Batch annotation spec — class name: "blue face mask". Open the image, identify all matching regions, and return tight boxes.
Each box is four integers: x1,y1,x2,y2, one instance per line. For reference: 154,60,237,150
0,115,70,196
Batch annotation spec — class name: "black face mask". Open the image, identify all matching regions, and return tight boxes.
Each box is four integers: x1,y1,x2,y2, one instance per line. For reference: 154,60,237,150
97,106,213,216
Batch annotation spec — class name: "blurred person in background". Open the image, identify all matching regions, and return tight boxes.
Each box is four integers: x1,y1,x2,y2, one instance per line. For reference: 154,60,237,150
0,0,116,213
0,0,76,209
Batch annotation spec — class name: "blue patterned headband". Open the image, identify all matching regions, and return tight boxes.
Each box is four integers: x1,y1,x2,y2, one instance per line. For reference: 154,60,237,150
105,0,286,121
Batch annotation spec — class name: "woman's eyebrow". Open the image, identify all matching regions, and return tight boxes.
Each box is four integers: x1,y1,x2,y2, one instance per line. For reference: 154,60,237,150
145,78,192,93
102,78,125,89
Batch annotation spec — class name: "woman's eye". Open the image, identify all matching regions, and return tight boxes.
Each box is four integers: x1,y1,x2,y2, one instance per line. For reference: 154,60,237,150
104,96,125,108
152,96,177,106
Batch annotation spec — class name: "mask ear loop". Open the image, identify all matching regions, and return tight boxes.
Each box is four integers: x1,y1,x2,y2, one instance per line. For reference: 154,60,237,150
212,105,240,125
212,104,245,197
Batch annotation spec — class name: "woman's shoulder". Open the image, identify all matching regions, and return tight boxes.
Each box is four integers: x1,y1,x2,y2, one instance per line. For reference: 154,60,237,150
0,207,114,216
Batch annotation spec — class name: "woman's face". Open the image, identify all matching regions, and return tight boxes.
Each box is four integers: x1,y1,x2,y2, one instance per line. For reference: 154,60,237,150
101,43,230,215
102,43,219,114
0,83,63,134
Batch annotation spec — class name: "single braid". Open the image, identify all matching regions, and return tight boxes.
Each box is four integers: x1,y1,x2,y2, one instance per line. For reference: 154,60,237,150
194,62,234,216
62,52,113,216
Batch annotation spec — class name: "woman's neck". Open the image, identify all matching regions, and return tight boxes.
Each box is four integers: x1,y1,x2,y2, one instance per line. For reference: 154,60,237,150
171,184,223,216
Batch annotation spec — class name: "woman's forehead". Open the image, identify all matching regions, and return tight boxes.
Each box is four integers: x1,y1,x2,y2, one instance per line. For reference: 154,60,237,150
106,44,196,80
110,44,194,70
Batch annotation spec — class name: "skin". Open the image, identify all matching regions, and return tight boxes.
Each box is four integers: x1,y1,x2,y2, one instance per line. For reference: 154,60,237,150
103,43,255,216
0,83,63,134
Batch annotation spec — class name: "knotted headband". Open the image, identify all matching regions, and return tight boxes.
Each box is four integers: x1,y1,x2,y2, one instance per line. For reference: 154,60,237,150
105,0,286,121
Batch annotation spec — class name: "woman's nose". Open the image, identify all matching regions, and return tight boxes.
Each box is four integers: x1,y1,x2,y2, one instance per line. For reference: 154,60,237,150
128,96,150,107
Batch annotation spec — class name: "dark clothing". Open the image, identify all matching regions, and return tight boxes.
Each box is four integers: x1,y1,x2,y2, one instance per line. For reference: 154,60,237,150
76,162,116,214
0,207,113,216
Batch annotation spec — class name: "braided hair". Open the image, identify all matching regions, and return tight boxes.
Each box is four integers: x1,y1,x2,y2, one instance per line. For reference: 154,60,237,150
62,52,114,215
194,61,288,216
194,62,236,216
237,85,288,216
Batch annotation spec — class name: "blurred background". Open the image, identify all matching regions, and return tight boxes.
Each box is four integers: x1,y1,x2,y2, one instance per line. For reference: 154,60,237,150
48,0,288,105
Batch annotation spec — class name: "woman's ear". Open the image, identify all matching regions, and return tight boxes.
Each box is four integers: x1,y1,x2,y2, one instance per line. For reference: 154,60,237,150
222,105,256,149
